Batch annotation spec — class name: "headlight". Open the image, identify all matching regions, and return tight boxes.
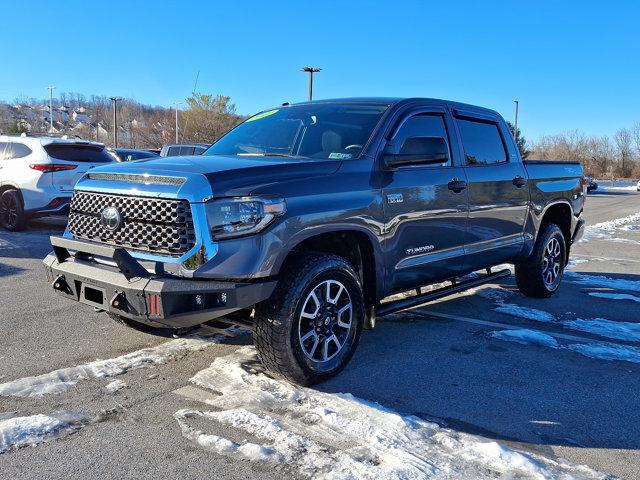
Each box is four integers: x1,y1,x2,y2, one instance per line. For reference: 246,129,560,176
205,197,286,240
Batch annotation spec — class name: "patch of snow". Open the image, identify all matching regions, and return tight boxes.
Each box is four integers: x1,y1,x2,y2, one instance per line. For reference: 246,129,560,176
0,413,85,454
580,211,640,242
568,258,589,267
565,271,640,293
604,185,638,191
587,292,640,303
490,329,560,348
495,304,556,323
0,335,226,398
477,287,511,302
565,343,640,364
176,347,605,479
105,379,127,393
492,327,640,365
564,318,640,342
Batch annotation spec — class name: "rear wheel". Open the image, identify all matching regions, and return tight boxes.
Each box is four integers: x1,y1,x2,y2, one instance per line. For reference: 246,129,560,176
515,224,566,298
0,189,26,231
254,253,364,385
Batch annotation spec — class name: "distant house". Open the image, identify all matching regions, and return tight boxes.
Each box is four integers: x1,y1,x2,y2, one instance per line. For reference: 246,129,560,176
72,107,90,123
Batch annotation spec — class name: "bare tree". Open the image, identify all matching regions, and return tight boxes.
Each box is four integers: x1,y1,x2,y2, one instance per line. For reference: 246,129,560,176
614,128,633,178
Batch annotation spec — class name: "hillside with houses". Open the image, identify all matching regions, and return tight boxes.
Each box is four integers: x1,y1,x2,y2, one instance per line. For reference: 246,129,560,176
0,92,243,149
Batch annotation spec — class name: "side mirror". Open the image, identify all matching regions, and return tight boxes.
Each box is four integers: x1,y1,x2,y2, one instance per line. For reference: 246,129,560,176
383,136,449,167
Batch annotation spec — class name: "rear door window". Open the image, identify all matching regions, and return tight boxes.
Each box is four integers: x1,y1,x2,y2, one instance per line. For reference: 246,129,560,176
44,144,114,163
456,118,507,165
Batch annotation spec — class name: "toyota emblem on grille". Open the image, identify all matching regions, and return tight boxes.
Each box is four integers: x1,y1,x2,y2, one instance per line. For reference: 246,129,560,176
100,207,122,231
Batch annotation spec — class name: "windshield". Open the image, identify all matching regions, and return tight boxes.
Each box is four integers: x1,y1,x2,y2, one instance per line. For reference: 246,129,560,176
205,103,388,160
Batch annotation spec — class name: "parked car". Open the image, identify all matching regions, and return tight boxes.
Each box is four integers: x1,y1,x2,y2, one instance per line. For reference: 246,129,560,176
585,176,598,191
0,135,115,230
44,98,585,385
110,148,160,162
637,180,640,191
159,143,208,157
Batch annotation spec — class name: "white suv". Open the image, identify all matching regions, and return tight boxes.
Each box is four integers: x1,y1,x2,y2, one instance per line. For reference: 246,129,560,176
0,135,115,231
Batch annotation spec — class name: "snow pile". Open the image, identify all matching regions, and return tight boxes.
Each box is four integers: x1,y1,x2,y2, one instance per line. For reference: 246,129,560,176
490,329,560,348
0,336,220,398
175,347,605,479
588,292,640,303
581,211,640,242
105,379,128,393
492,329,640,365
566,343,640,364
495,304,556,322
564,318,640,342
565,271,640,293
0,413,84,454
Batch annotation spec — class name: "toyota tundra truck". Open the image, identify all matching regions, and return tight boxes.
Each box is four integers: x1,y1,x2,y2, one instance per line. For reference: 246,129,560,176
43,98,585,385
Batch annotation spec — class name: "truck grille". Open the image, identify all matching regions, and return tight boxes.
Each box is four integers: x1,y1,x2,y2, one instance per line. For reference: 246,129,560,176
68,191,196,256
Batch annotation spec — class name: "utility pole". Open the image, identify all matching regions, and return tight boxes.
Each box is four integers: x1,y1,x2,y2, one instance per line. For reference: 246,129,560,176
174,102,181,143
46,86,55,133
513,100,519,140
301,67,321,101
109,97,120,148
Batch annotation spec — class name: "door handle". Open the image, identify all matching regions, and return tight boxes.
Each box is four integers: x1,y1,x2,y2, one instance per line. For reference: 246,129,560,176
513,175,527,188
448,178,467,193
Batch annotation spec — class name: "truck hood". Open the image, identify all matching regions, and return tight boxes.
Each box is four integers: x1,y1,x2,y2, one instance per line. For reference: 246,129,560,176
77,154,342,201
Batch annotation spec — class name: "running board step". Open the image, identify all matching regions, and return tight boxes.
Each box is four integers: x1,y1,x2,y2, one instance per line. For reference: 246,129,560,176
376,268,511,317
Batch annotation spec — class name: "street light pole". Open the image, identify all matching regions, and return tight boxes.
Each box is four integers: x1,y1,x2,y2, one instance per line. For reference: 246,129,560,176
301,67,321,101
513,100,519,140
46,86,55,133
174,102,181,143
109,97,120,148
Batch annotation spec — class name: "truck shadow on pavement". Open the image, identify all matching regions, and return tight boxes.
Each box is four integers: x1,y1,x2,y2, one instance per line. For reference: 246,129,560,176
318,276,640,453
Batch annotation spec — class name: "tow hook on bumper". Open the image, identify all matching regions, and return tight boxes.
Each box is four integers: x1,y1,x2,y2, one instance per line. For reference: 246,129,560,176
43,236,276,328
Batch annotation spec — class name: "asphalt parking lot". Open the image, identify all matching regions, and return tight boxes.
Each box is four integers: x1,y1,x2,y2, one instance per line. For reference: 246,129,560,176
1,189,639,479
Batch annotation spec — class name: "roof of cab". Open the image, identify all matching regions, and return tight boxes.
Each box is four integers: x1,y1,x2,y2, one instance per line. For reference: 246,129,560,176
289,97,501,118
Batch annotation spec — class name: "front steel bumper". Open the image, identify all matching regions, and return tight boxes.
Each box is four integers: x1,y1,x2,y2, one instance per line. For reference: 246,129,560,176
43,236,276,328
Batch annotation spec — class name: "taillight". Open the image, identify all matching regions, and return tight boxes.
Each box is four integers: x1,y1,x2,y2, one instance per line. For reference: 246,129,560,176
29,164,77,173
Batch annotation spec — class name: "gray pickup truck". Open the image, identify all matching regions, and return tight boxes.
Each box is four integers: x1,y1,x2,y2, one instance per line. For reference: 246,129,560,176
44,98,585,384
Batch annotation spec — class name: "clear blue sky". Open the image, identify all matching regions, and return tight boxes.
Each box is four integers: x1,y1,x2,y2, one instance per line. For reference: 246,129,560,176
1,0,638,141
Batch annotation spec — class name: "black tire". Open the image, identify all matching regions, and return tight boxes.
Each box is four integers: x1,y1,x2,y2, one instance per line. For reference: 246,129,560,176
515,224,566,298
254,252,365,385
0,189,27,231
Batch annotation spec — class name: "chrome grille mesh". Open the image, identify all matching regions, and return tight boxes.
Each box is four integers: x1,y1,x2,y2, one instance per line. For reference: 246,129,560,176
68,191,196,256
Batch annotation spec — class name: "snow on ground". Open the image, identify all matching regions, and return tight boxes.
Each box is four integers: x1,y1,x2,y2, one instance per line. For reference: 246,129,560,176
495,304,556,322
490,329,560,348
602,185,638,192
492,329,640,365
566,343,640,364
175,346,605,479
565,271,640,293
0,335,224,398
565,318,640,342
580,211,640,242
588,291,640,303
105,379,128,393
0,413,85,454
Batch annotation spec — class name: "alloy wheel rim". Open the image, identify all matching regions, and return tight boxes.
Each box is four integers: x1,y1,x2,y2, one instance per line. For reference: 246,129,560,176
0,195,18,228
298,279,352,363
542,237,562,287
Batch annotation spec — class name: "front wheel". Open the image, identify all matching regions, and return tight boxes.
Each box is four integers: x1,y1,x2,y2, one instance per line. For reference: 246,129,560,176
254,253,364,385
515,224,566,298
